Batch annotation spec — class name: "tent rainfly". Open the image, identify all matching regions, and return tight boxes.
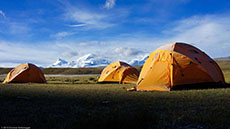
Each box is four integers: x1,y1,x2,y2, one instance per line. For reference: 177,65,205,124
3,63,46,84
136,42,225,91
98,61,139,84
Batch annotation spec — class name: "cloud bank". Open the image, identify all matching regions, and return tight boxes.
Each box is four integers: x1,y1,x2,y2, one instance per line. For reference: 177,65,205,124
0,14,230,67
157,15,230,57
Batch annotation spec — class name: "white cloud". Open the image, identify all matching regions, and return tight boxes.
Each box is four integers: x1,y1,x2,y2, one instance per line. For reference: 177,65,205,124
65,7,114,29
113,47,143,57
157,15,230,57
104,0,116,9
0,41,60,67
0,10,6,18
68,23,86,27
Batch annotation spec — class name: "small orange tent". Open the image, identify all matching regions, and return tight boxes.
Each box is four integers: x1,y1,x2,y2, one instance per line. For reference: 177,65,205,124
3,63,46,84
98,61,139,84
136,42,225,91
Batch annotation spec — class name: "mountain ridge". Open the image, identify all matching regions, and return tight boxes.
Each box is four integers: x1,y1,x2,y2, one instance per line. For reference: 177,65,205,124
50,54,148,68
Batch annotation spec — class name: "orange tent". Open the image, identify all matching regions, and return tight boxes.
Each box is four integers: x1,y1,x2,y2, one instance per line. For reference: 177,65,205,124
3,63,46,84
98,61,139,84
136,42,225,91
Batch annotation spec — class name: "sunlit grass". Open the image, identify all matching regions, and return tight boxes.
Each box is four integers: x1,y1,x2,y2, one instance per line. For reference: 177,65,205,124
46,76,99,84
223,71,230,83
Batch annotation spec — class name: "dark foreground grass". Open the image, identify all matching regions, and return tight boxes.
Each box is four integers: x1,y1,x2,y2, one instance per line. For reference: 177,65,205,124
1,83,230,129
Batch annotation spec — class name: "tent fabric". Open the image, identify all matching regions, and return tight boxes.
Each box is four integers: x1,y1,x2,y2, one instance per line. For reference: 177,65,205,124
98,61,139,84
136,42,225,91
3,63,46,84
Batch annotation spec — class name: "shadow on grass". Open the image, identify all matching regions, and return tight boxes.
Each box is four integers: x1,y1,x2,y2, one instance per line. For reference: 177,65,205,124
0,96,158,129
71,108,158,129
171,82,229,91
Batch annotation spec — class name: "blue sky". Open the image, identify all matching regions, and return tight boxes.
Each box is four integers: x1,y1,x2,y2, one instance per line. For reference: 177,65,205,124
0,0,230,67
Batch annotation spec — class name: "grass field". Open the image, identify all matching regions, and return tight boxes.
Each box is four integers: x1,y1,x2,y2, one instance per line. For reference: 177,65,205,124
0,66,142,75
0,61,230,129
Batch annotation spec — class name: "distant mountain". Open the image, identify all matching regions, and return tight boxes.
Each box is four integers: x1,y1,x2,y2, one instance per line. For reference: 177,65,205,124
49,54,111,68
50,58,68,67
129,56,148,66
49,53,150,68
70,54,111,68
214,56,230,61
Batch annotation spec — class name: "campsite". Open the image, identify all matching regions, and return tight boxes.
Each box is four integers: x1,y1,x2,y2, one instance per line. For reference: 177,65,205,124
1,0,230,129
1,58,230,129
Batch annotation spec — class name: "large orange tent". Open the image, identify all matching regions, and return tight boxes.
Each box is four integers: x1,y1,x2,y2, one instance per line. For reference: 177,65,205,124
136,42,225,91
3,63,46,84
98,61,139,84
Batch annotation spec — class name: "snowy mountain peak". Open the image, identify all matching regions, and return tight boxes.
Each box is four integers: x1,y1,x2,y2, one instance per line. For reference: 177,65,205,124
78,53,96,60
79,53,96,60
50,54,111,68
49,53,148,68
50,58,68,67
75,53,111,68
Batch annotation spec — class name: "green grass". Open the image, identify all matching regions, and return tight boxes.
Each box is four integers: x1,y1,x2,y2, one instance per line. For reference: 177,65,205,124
42,67,104,74
46,76,99,84
0,61,230,129
1,83,230,129
0,66,142,75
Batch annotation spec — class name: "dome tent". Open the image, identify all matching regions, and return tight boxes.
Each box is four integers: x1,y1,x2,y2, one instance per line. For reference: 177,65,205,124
98,61,139,84
3,63,46,84
136,42,225,91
